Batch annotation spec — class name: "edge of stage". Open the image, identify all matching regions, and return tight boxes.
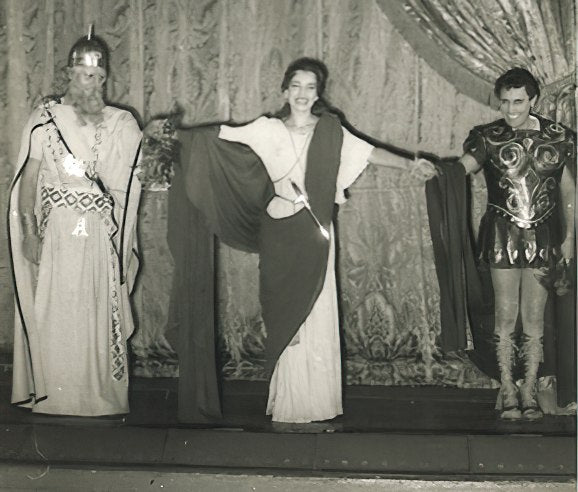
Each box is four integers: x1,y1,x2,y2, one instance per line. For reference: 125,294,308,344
1,370,575,479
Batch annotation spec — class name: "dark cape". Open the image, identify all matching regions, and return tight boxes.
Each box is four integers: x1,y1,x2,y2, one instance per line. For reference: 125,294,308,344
167,114,343,422
426,159,576,407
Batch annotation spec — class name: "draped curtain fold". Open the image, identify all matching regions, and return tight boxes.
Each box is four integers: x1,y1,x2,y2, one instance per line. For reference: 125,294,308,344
377,0,576,128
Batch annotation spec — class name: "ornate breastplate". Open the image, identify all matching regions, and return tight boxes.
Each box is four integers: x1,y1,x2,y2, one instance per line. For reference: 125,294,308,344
481,119,574,229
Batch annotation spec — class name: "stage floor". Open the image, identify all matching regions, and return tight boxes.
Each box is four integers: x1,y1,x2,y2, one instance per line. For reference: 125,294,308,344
1,377,576,436
1,371,575,478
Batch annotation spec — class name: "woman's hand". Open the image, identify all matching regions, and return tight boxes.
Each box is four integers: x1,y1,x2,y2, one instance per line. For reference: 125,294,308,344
408,157,437,182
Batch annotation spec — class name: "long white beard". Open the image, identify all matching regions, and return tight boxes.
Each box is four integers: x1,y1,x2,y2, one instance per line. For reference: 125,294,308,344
66,81,105,119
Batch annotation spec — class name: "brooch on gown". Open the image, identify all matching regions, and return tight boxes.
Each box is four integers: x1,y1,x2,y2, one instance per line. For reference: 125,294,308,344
61,154,86,177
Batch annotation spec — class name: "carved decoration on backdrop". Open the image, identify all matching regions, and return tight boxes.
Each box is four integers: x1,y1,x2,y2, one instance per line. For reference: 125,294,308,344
2,0,512,387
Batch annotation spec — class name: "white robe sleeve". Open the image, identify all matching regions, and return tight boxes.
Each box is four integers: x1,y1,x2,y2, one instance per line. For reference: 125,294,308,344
335,126,374,204
219,116,272,163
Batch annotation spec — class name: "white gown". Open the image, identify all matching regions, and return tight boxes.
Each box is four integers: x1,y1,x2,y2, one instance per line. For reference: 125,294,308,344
219,116,373,422
10,104,141,416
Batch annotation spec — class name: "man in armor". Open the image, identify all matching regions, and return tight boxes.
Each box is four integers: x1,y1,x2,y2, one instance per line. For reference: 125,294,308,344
460,68,575,420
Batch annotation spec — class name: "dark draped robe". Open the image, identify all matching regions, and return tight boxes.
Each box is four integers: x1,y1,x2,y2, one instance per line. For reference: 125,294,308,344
167,114,343,422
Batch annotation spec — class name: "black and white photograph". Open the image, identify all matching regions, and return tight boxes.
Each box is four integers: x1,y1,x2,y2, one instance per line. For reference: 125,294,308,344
0,0,575,490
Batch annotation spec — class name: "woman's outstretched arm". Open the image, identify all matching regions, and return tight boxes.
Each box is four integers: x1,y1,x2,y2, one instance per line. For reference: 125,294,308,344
368,147,437,180
367,147,410,170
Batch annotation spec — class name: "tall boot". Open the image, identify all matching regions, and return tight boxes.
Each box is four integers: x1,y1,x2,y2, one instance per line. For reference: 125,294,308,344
495,332,521,420
519,334,544,421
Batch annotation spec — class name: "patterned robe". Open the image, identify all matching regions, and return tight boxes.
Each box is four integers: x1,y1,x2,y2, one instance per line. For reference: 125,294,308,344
9,100,141,416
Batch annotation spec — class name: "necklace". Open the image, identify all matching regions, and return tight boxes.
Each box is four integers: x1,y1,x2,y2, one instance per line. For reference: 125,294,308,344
287,126,313,163
285,121,317,135
272,122,314,184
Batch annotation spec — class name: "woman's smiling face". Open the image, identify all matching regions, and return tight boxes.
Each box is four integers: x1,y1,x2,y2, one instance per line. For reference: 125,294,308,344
284,70,319,115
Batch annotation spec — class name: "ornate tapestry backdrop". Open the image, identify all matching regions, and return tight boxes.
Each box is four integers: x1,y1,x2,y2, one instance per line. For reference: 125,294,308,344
1,0,572,387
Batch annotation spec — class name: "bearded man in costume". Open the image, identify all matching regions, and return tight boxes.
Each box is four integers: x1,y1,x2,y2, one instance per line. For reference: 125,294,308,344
9,31,142,416
460,68,576,420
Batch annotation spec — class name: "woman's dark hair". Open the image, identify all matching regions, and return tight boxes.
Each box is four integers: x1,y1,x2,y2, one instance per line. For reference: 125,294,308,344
274,57,333,119
494,67,540,101
280,57,329,95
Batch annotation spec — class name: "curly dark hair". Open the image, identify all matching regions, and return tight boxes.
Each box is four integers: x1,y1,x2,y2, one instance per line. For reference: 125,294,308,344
494,67,540,100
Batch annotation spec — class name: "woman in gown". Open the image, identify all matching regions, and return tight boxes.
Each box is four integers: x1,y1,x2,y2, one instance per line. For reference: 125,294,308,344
218,57,435,423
